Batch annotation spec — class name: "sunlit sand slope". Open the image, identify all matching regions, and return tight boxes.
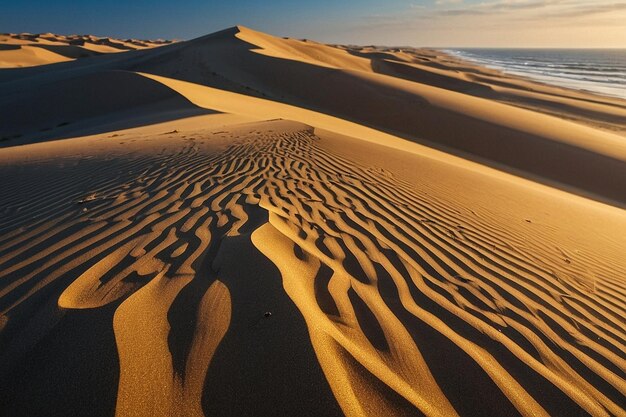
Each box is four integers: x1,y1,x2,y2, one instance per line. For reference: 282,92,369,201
3,26,626,205
0,119,624,416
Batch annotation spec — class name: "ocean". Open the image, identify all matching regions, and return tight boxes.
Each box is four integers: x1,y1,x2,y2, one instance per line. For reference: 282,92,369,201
443,48,626,100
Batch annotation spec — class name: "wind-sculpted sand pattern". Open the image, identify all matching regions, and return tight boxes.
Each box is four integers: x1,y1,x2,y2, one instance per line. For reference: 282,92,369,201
0,121,624,417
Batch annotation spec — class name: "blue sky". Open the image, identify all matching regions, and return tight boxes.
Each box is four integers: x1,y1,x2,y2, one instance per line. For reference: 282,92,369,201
2,1,625,47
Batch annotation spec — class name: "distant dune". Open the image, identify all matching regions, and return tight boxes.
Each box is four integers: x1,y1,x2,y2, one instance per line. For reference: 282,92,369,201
0,33,173,68
0,26,625,417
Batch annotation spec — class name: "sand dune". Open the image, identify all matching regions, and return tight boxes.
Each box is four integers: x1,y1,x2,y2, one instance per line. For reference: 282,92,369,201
4,26,626,204
0,70,213,141
0,33,172,68
0,26,625,417
340,46,626,133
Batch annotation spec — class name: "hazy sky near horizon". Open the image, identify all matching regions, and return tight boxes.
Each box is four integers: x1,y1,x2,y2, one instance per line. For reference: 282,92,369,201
2,0,625,47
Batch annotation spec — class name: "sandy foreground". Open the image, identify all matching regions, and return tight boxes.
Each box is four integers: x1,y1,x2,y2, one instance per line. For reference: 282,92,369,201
0,26,625,417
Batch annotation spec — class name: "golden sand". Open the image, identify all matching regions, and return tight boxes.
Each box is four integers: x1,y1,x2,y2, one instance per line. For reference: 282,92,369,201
0,26,624,417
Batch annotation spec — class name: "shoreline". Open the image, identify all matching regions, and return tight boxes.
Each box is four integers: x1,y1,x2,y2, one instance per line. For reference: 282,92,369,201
441,47,626,102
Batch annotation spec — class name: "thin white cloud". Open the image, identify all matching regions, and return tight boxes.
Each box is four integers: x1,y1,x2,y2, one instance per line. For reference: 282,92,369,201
436,0,570,16
352,0,626,47
362,1,626,24
546,2,626,17
435,0,464,5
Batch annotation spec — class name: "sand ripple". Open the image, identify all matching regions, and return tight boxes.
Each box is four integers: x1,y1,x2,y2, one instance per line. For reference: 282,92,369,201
0,122,624,416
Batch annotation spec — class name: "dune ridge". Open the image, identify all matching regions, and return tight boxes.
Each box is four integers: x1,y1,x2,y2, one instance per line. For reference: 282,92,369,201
0,32,173,68
3,26,626,205
0,25,625,417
